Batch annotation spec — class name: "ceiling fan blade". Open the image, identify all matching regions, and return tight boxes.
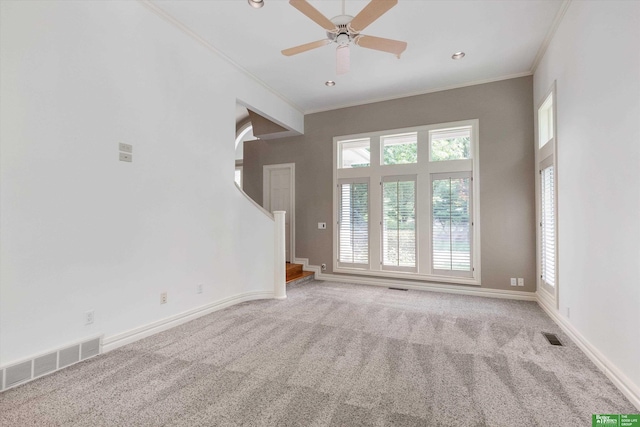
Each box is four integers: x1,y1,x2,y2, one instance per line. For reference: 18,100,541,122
281,39,331,56
289,0,338,32
355,34,407,58
349,0,398,33
336,45,350,75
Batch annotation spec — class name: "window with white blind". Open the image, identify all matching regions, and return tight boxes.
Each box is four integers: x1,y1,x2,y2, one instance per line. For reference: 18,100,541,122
540,164,555,287
333,120,480,285
382,177,416,271
536,82,557,302
431,173,472,277
338,179,369,267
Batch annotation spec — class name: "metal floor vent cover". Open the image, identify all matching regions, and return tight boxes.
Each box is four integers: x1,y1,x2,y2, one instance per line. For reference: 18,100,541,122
542,332,563,346
388,287,408,291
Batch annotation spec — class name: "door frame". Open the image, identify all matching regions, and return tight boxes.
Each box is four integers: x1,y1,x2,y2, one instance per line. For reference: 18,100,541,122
263,163,295,262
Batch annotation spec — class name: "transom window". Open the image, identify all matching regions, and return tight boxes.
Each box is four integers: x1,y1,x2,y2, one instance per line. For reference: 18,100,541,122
333,120,480,285
382,133,418,165
339,138,370,169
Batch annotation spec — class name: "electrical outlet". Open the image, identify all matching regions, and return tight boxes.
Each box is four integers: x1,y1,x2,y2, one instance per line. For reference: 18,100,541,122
119,152,132,162
318,222,326,229
84,310,94,325
510,278,517,286
197,284,203,294
321,263,327,271
160,292,167,304
118,142,132,153
566,307,570,318
517,278,524,287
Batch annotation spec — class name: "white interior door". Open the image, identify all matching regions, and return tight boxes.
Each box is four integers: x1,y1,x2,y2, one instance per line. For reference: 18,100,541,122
264,164,294,262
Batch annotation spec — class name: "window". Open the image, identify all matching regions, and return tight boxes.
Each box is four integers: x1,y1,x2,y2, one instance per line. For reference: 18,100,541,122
382,133,417,165
540,164,555,287
432,173,472,276
382,177,416,270
338,180,369,267
339,138,370,169
234,166,243,188
536,82,557,302
430,127,471,161
538,93,554,148
333,120,480,285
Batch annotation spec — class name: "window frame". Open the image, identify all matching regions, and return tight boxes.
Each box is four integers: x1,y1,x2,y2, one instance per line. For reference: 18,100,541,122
381,132,419,166
535,82,559,307
332,119,480,286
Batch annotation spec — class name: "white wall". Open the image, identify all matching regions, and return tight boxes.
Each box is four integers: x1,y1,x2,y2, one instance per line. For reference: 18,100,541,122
534,0,640,401
0,1,303,366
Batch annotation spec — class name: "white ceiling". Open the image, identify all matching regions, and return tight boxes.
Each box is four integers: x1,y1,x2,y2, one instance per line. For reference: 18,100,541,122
154,0,564,114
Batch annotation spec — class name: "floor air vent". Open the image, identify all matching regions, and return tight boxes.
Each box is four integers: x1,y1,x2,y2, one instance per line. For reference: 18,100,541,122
388,287,408,291
542,332,563,346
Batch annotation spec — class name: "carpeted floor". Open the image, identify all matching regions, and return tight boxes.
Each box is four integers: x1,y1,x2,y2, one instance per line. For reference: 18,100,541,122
0,280,636,426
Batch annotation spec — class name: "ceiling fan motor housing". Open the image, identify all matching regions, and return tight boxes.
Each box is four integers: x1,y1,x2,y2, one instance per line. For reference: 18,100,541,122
327,15,357,46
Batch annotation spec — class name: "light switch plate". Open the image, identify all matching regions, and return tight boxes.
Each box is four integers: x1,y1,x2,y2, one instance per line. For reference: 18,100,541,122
517,278,524,287
510,278,517,286
119,153,132,163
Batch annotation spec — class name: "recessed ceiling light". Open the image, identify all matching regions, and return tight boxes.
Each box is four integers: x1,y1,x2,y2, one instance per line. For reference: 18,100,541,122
452,51,466,60
325,80,336,87
247,0,264,9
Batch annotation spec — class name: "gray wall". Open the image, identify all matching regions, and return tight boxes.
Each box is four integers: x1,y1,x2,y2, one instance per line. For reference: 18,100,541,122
244,76,536,292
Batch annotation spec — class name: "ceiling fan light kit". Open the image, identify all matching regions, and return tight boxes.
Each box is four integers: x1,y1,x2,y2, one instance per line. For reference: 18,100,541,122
283,0,407,75
248,0,264,9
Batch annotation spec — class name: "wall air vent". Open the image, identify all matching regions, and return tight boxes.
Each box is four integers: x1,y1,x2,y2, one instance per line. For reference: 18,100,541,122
388,287,408,291
0,336,101,393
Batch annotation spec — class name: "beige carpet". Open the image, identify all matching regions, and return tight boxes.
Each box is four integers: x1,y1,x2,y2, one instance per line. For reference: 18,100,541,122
0,280,636,426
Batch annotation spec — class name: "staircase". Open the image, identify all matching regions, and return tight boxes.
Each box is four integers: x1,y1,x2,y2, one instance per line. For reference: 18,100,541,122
285,262,314,285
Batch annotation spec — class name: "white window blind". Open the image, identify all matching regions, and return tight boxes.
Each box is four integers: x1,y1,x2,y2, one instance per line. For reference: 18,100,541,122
382,178,416,269
338,181,369,266
432,174,472,274
540,165,555,287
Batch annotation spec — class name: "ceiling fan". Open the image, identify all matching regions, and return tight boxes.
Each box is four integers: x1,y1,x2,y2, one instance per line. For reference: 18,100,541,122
282,0,407,75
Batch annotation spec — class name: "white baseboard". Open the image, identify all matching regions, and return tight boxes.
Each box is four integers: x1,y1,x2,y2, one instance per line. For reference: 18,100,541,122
319,273,536,301
102,290,274,353
294,258,535,301
537,293,640,411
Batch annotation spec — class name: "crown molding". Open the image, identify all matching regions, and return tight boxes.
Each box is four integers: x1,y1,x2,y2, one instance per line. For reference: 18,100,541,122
138,0,304,115
530,0,572,73
303,71,533,115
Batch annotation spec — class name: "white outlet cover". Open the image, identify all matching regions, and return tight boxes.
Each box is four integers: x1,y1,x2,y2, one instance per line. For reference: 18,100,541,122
85,310,94,325
510,278,517,286
517,278,524,286
119,142,133,153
